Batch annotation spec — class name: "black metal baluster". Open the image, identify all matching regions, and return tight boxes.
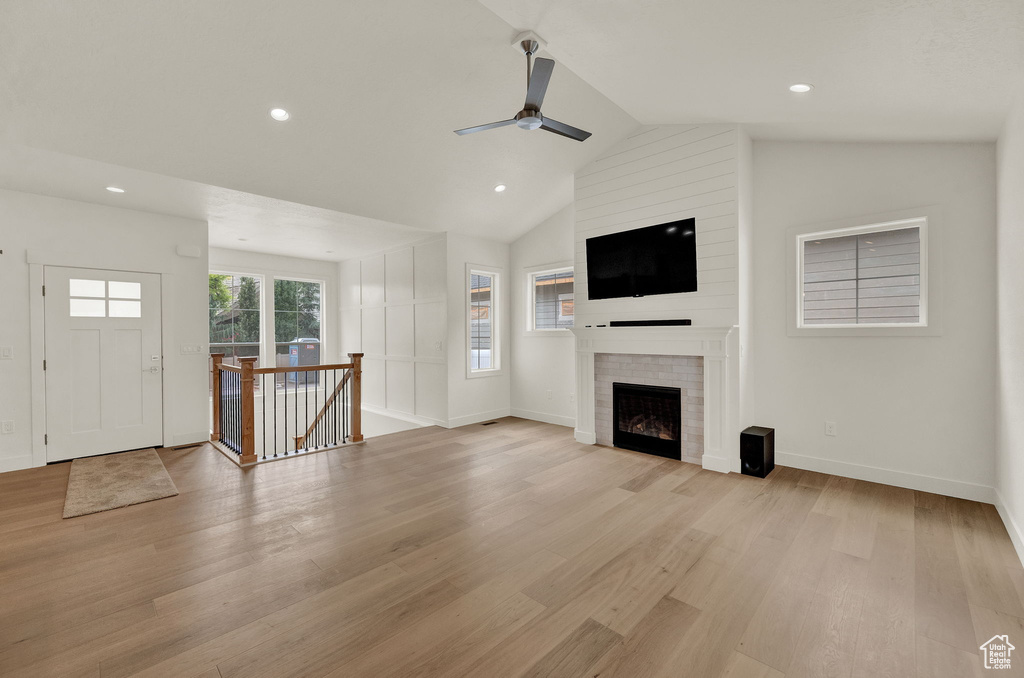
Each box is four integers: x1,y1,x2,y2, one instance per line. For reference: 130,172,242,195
273,373,278,457
293,372,297,454
284,373,288,455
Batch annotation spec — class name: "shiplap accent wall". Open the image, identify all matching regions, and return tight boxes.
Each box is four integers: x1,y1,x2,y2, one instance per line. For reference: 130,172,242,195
339,235,448,426
574,124,740,327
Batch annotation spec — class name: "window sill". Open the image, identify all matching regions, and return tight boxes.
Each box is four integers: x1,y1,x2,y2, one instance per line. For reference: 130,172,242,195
524,328,574,337
788,323,940,338
467,368,504,379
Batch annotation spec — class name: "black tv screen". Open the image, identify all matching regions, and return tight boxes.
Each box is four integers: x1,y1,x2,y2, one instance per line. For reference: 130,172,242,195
585,218,697,300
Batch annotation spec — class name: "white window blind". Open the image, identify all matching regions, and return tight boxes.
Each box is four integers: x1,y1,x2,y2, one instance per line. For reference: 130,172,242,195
801,225,922,326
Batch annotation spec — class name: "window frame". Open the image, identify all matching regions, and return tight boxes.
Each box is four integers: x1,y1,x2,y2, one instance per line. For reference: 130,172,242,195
788,207,943,338
525,262,575,335
466,264,502,378
209,270,265,364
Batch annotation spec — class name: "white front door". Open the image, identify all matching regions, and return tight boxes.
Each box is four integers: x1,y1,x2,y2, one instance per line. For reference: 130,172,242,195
44,267,164,462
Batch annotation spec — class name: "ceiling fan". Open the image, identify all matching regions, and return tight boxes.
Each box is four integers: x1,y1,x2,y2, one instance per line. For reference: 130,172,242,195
454,39,592,142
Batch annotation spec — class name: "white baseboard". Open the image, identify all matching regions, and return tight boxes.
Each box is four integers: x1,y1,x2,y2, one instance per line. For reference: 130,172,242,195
446,408,512,429
574,429,597,444
510,408,575,428
361,404,442,428
701,454,734,474
0,455,34,474
995,490,1024,568
776,449,996,504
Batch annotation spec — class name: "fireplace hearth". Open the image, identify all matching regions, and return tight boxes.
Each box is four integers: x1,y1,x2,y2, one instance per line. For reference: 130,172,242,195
613,382,682,460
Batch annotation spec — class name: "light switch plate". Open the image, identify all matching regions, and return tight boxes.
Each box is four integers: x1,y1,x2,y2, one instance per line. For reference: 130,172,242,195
1,421,14,434
0,346,13,360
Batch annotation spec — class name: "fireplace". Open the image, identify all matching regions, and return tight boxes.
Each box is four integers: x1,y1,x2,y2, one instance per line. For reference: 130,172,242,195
613,382,682,460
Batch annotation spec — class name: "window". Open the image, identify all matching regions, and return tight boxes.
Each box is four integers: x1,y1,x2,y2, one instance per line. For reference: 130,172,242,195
274,279,322,369
209,273,261,365
69,278,142,318
797,218,926,328
468,268,500,374
529,267,574,331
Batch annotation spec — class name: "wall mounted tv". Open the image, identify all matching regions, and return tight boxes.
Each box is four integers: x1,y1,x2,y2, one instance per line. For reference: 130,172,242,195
585,218,697,300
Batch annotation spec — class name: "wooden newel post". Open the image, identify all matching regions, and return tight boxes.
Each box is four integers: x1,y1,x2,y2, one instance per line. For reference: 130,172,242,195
238,357,259,464
348,352,363,443
210,353,224,442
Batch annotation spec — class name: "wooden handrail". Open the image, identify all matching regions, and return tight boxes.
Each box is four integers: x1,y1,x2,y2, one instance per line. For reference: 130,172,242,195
252,362,354,375
211,352,363,463
293,369,352,448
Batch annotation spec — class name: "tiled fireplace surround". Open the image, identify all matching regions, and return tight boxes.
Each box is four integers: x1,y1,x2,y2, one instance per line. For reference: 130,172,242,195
570,326,740,474
594,354,704,464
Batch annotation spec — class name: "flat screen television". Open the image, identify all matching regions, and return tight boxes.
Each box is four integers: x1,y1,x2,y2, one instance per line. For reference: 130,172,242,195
585,218,697,300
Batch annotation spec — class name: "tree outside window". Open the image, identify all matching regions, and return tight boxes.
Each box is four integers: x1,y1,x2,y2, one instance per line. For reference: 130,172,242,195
274,279,322,367
209,274,261,365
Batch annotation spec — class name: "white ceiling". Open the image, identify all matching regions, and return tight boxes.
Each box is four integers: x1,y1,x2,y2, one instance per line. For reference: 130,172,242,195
0,0,638,248
0,144,428,261
2,0,1021,260
480,0,1024,140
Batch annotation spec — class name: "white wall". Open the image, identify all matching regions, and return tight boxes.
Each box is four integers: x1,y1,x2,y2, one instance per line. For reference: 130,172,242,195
447,233,511,427
510,205,576,427
574,124,741,328
752,141,997,501
338,235,448,426
209,247,340,364
996,96,1024,561
0,188,209,472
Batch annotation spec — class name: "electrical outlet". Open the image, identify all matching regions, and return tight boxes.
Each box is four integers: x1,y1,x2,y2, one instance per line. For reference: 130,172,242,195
825,421,837,437
1,421,14,435
434,341,443,352
545,390,553,400
0,346,13,360
569,393,575,403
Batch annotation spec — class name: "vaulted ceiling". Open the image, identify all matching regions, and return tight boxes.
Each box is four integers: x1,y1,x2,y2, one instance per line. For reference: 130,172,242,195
2,0,1022,259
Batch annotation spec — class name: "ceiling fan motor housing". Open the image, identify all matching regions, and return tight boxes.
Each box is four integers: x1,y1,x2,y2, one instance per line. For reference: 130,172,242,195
515,109,543,130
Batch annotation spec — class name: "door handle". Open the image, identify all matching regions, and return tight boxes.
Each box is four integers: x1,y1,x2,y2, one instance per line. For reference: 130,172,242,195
143,366,160,374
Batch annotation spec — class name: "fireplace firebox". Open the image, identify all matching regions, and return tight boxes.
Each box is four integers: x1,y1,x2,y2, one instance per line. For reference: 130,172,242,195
612,382,682,460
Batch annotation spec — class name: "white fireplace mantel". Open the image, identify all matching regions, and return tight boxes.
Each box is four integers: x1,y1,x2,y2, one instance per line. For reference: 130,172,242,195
570,325,741,474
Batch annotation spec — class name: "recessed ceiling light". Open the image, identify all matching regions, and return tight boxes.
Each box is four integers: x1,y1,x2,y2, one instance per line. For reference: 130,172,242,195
238,238,248,241
106,186,125,193
270,108,290,121
789,83,813,93
494,184,507,193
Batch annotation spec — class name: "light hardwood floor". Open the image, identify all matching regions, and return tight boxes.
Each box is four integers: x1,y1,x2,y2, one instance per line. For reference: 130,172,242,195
1,417,1022,677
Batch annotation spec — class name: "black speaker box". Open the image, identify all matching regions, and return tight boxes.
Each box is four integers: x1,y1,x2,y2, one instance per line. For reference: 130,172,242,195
740,426,775,478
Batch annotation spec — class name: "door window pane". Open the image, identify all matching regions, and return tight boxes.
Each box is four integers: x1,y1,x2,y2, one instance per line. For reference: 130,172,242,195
70,298,106,317
108,300,142,318
70,279,105,297
108,281,141,299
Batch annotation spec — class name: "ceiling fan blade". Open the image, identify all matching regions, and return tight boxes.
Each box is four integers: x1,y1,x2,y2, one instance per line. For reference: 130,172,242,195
454,119,516,135
524,58,555,111
539,117,592,142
